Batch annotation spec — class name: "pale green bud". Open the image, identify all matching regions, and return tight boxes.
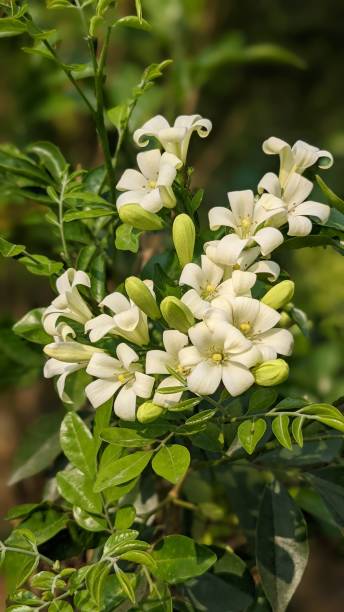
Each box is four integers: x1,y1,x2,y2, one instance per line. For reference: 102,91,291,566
279,312,292,328
172,213,195,267
261,281,295,310
137,402,165,424
118,204,164,231
125,277,161,320
160,296,195,333
44,341,103,363
253,359,289,386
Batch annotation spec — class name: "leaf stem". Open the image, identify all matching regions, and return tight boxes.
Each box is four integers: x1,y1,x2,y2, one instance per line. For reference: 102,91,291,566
57,172,71,265
3,545,54,567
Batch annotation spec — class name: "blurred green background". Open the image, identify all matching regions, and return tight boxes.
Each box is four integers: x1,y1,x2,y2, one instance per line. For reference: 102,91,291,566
0,1,344,609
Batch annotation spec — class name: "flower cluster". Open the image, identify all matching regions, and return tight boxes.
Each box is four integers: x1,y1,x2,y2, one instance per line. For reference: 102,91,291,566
42,116,333,421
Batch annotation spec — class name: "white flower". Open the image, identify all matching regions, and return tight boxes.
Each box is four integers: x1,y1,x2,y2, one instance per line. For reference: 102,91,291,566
43,268,93,336
85,289,151,345
179,255,256,319
258,172,330,237
262,136,333,188
44,359,85,404
178,319,260,396
208,190,284,262
204,243,280,281
146,330,189,407
133,114,212,164
116,149,182,213
207,296,293,361
85,343,154,421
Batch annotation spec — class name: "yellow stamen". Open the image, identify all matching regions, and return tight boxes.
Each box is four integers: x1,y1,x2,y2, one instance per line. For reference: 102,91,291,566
118,372,131,383
212,352,223,363
241,216,251,230
147,180,157,189
239,322,251,334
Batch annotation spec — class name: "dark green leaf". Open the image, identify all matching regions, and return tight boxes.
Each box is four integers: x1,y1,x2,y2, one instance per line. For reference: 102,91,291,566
21,508,67,545
256,481,309,612
26,142,68,182
100,427,154,448
94,450,153,492
57,468,102,514
13,308,51,345
316,174,344,214
60,412,97,478
307,467,344,528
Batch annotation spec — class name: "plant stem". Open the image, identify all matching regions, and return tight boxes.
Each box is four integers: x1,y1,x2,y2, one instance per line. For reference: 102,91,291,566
3,545,54,567
58,172,71,265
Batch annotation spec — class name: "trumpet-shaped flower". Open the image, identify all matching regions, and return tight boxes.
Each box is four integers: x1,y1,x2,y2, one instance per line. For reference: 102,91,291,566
116,149,182,213
208,296,293,361
134,114,212,164
204,243,280,281
85,287,151,345
146,330,188,407
85,343,154,420
179,255,256,319
262,136,333,188
208,190,284,262
258,171,330,236
43,268,93,336
178,319,260,396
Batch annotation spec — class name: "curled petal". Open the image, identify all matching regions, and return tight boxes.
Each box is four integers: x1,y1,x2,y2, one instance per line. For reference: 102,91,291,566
116,169,146,192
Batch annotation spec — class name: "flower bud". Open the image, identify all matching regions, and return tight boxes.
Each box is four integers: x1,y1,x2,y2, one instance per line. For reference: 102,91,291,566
253,359,289,386
125,276,161,320
160,296,195,333
279,311,292,328
44,341,103,363
172,214,195,267
118,204,164,231
137,402,165,423
261,281,295,310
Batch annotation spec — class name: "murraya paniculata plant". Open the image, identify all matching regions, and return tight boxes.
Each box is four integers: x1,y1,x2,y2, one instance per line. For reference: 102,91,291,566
1,2,344,611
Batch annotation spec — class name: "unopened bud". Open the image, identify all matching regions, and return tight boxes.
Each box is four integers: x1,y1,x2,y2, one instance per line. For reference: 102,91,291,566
261,281,295,310
118,204,164,231
172,214,195,267
137,402,165,423
125,277,161,320
253,359,289,386
44,341,103,363
160,296,195,333
279,312,292,328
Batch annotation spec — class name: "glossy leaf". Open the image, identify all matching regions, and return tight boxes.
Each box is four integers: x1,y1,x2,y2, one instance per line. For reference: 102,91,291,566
60,412,97,478
86,561,111,607
238,418,267,454
115,505,136,529
272,415,292,449
152,444,190,484
299,403,344,432
307,467,344,528
73,506,107,533
291,416,305,447
57,468,102,514
94,450,153,492
13,308,51,345
316,174,344,214
256,481,309,612
0,236,25,258
100,427,154,448
115,223,142,253
151,535,216,584
20,508,67,545
2,530,39,595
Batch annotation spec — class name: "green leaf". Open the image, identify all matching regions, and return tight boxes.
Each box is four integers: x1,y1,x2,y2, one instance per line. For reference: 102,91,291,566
291,416,305,448
151,535,216,584
20,508,67,545
48,602,73,612
307,467,344,528
115,505,136,529
2,529,39,595
65,190,110,204
115,223,142,253
114,16,151,31
152,445,190,484
9,412,63,485
238,419,267,455
256,481,309,612
90,253,106,302
19,254,63,276
94,450,153,492
272,415,292,449
103,530,139,557
114,567,136,604
73,506,107,532
64,208,116,222
100,427,154,448
244,43,305,69
60,412,97,478
107,104,129,131
26,142,68,182
316,174,344,214
119,549,156,569
188,569,254,612
57,468,102,514
248,388,278,414
184,409,217,426
0,236,25,258
299,403,344,432
260,438,342,467
5,504,40,521
0,17,27,38
86,561,111,607
13,308,51,345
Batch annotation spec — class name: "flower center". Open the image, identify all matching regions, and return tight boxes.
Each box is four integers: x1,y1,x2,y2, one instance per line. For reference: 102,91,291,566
211,352,224,363
147,179,157,189
201,283,217,300
238,216,253,239
239,321,251,335
232,263,241,271
117,371,134,384
176,363,191,377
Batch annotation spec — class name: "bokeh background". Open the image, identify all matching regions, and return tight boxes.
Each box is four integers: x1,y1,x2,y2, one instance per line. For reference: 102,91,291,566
1,0,344,610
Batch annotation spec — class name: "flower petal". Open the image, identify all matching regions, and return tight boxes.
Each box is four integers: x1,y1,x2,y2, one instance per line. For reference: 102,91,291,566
182,290,210,319
201,255,224,286
133,372,155,398
255,328,294,356
294,201,330,223
100,292,130,314
248,259,280,281
85,314,115,342
188,321,213,352
116,169,146,191
179,262,205,291
116,343,139,369
86,378,122,409
253,227,284,255
134,115,170,147
145,350,172,374
231,270,256,295
284,173,313,205
137,149,161,179
227,190,254,225
178,346,203,368
114,306,140,332
222,362,255,396
187,361,222,395
116,190,146,209
257,172,281,196
287,214,312,236
163,329,189,357
208,206,235,230
86,352,121,378
114,385,137,420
